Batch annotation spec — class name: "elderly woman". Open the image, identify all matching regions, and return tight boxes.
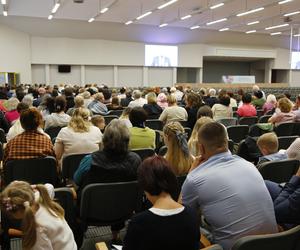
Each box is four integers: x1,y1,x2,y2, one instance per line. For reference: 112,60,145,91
88,92,108,115
66,95,90,116
5,97,20,124
81,91,92,108
143,92,162,119
263,94,277,114
54,108,103,163
268,97,296,126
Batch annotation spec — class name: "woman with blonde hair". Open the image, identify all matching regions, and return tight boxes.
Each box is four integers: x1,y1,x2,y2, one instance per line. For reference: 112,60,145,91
54,107,102,163
268,97,296,126
5,97,20,124
143,92,162,119
188,117,214,157
1,181,76,250
163,121,193,176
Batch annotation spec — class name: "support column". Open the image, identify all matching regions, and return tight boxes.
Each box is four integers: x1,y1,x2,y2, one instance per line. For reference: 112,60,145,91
172,68,177,86
143,67,148,87
80,65,85,86
113,66,118,87
45,64,50,85
264,60,272,84
199,68,203,83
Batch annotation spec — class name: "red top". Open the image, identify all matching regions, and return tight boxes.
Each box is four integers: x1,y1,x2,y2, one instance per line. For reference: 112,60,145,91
237,104,257,117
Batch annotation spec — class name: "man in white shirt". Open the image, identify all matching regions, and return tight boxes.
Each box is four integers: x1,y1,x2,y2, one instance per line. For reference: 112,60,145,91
128,90,147,108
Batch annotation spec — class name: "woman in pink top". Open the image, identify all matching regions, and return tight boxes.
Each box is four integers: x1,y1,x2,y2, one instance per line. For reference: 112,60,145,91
269,97,295,126
5,97,20,124
157,93,168,110
237,93,257,117
263,94,276,114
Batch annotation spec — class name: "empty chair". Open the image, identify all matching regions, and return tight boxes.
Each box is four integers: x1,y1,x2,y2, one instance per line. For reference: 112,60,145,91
231,225,300,250
45,126,63,140
131,148,155,161
216,118,238,127
258,115,272,123
62,153,89,182
145,119,163,131
3,156,58,186
103,115,118,126
239,116,258,126
227,125,249,143
108,110,123,117
274,123,296,136
278,136,298,150
258,159,300,183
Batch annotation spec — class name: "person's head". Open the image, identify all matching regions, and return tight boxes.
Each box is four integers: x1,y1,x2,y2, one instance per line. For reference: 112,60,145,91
20,107,43,131
22,94,33,107
54,96,67,113
286,138,300,161
147,92,157,104
63,87,73,97
138,155,178,202
186,92,201,108
278,97,292,113
120,87,126,94
253,90,263,99
163,121,192,175
129,107,148,127
74,95,84,108
252,84,260,92
284,92,291,100
197,122,228,160
120,107,132,119
219,95,230,107
91,115,105,130
17,102,29,114
197,105,213,119
266,94,277,104
111,96,120,106
132,90,142,100
257,132,278,156
167,94,177,106
6,97,19,111
81,91,91,100
208,88,216,97
0,181,64,249
93,93,105,103
242,93,252,104
103,119,130,155
38,87,46,96
68,108,91,133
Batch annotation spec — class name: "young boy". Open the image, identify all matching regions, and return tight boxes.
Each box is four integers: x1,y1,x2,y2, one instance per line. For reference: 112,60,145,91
91,115,106,131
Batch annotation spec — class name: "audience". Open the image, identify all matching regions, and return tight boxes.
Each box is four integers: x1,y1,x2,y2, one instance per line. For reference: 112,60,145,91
123,156,200,250
185,92,202,129
107,96,123,111
67,95,86,116
263,94,277,114
88,92,108,115
211,94,232,120
252,90,266,109
128,90,147,108
159,95,188,123
143,92,163,119
5,97,20,124
237,93,257,117
268,97,296,126
156,92,168,109
204,88,218,107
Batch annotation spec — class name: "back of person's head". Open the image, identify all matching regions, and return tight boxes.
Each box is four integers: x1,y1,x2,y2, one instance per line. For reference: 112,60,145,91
81,91,91,99
102,88,111,100
147,92,157,104
197,105,213,119
286,138,300,161
242,93,252,104
63,87,73,97
69,107,91,133
252,84,260,92
167,94,177,105
0,181,64,249
91,115,105,130
94,92,105,102
74,95,84,108
22,94,33,107
120,107,132,119
163,121,191,175
129,107,148,127
186,92,202,108
43,96,55,114
133,90,141,99
208,88,216,96
16,89,25,102
103,119,130,155
266,94,276,104
284,92,291,100
278,97,292,113
120,87,126,94
54,96,67,113
20,107,42,131
111,96,120,106
257,132,278,155
198,122,228,154
219,95,230,107
6,97,19,111
17,102,29,114
254,90,263,99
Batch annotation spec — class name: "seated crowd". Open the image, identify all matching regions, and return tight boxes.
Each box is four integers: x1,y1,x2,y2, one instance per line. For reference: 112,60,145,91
1,83,300,250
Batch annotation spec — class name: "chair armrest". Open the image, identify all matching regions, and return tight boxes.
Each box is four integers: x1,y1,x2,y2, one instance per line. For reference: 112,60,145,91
95,242,109,250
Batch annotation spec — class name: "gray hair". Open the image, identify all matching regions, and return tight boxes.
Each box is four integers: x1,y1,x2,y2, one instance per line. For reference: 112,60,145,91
208,88,216,96
22,94,33,107
133,90,141,99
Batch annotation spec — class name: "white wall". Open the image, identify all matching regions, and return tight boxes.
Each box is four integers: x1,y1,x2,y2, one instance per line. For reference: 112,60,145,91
290,71,300,87
0,24,31,83
118,66,143,87
85,66,114,85
49,65,81,85
31,64,45,83
148,68,173,87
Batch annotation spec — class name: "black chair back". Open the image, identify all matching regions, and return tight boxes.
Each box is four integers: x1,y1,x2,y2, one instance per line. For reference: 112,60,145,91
184,127,192,140
256,109,264,117
158,145,168,156
45,126,63,140
131,148,155,161
216,118,238,127
109,110,123,117
227,125,249,143
259,159,300,183
145,119,163,131
80,181,140,227
258,115,272,123
275,122,296,136
236,137,261,165
231,225,300,250
103,115,118,126
278,136,298,150
4,156,58,186
62,154,89,182
239,116,258,126
0,128,6,143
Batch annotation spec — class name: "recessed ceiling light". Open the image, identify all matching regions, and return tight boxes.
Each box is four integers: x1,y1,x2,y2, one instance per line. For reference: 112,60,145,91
136,11,152,20
100,8,109,14
210,3,224,9
237,7,264,17
206,18,227,25
190,25,200,30
247,21,260,25
88,17,95,23
271,32,282,36
157,0,177,10
125,21,133,25
246,30,256,34
159,23,168,27
51,3,60,14
265,23,289,30
181,15,192,20
48,14,53,20
219,28,229,31
278,0,293,4
284,11,300,17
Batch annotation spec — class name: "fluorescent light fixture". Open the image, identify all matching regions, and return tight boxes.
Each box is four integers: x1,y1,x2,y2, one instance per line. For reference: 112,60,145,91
206,18,227,25
136,11,152,20
284,11,300,17
190,25,200,30
181,14,192,20
247,21,259,25
48,14,53,20
265,23,289,30
88,17,95,23
157,0,177,10
246,30,256,34
100,7,109,14
237,7,264,17
278,0,293,4
219,27,229,31
210,3,224,9
3,10,7,16
51,3,60,13
294,34,300,37
1,0,6,4
159,23,168,27
271,32,282,35
125,20,133,25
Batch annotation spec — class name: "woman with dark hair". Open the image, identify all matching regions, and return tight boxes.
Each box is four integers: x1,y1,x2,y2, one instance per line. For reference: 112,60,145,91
211,95,232,120
237,93,257,117
44,96,71,130
252,90,266,109
123,155,200,250
63,87,75,110
185,92,203,129
197,105,213,119
128,107,156,149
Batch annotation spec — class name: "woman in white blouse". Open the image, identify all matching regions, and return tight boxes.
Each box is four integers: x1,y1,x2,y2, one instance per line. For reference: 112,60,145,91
54,108,103,163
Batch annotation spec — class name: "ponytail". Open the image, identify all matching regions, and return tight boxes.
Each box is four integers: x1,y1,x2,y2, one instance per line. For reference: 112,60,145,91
22,204,37,250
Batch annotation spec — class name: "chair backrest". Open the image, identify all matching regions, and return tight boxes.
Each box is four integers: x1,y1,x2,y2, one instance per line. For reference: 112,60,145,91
259,159,300,183
4,156,58,186
231,225,300,250
145,119,163,131
80,181,140,226
239,116,258,126
184,127,192,140
109,110,123,117
131,148,155,161
0,128,6,143
103,115,118,126
45,126,63,140
0,142,3,161
275,122,296,136
178,120,188,127
236,137,261,164
248,124,272,137
216,118,238,127
258,115,272,123
227,125,249,143
256,109,264,117
62,153,89,181
158,145,168,156
278,136,298,150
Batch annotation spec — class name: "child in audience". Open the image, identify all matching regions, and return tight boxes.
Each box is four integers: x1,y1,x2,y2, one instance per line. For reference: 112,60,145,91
1,181,77,250
91,115,106,131
257,132,287,166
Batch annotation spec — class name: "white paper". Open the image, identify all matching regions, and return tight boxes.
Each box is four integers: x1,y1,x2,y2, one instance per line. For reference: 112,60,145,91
112,245,123,250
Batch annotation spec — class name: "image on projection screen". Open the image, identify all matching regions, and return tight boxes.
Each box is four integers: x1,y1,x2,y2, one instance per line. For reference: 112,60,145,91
291,52,300,70
145,45,178,67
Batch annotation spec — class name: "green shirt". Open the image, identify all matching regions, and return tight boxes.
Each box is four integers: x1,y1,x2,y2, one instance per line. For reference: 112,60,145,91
129,127,156,150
